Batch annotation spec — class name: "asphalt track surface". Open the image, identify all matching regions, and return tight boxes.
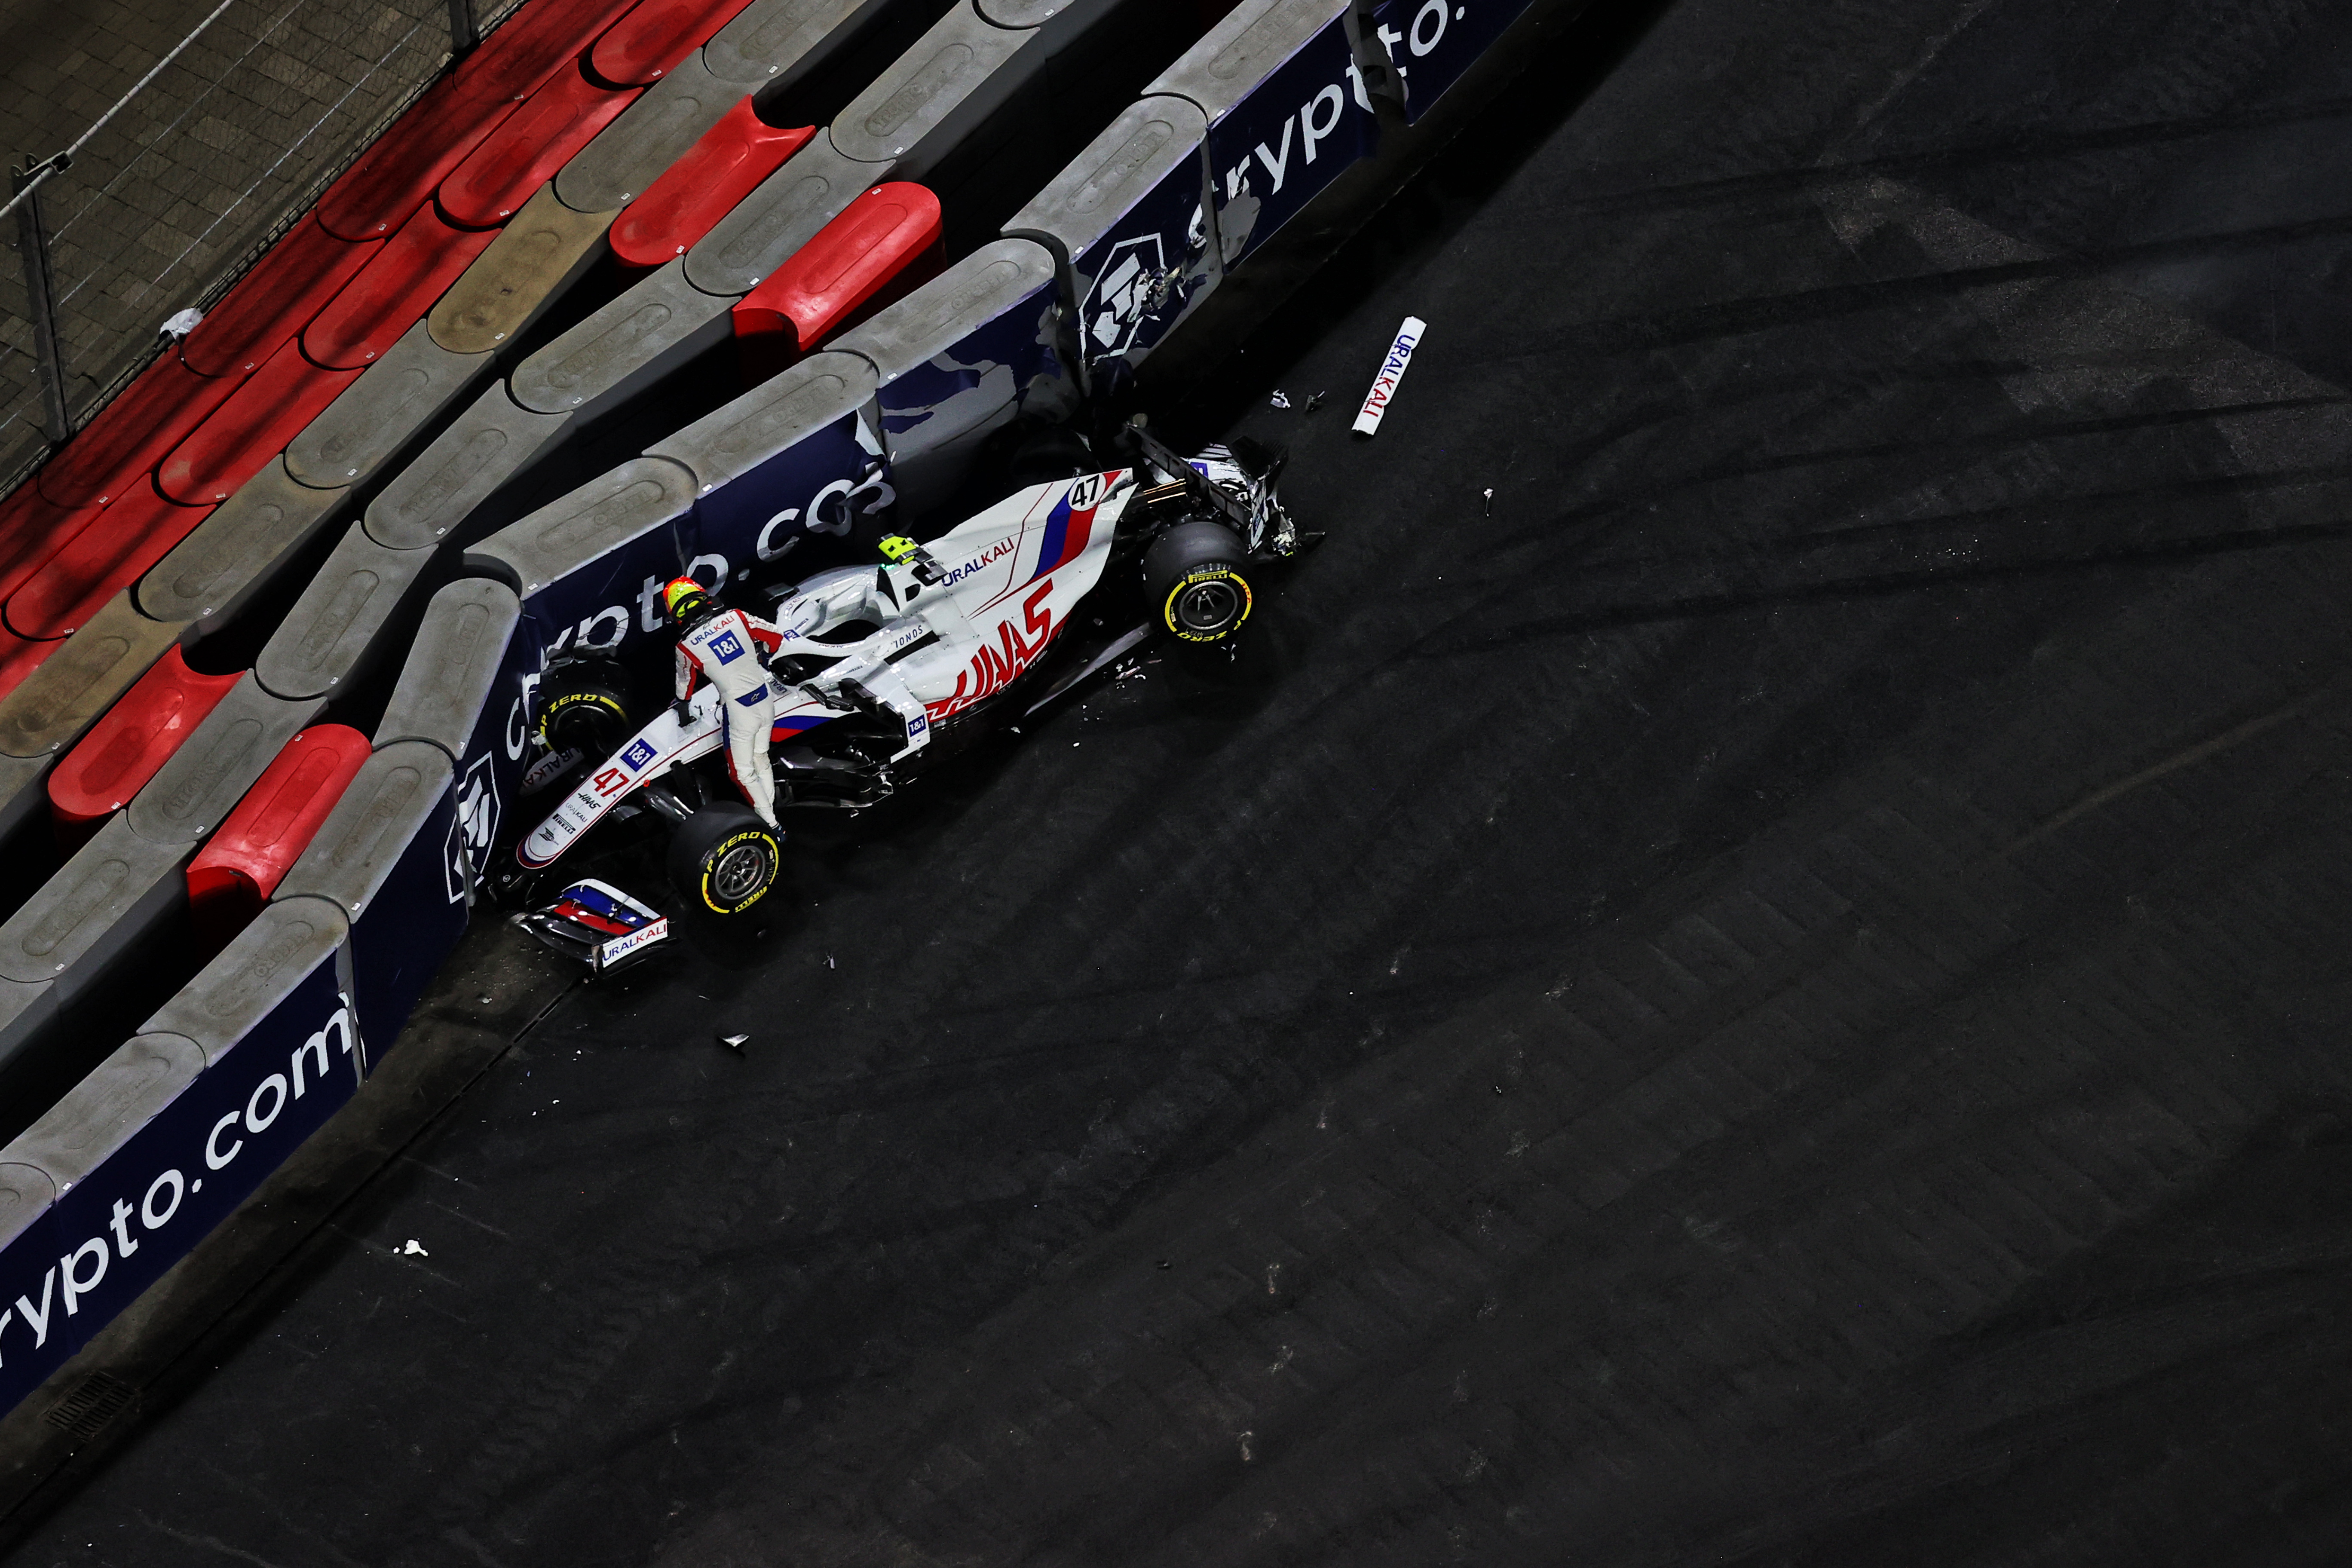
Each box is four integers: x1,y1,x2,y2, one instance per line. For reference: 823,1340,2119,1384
23,0,2352,1562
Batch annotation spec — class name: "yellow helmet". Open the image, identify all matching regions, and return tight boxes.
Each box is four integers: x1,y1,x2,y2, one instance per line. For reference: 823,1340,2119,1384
661,576,712,627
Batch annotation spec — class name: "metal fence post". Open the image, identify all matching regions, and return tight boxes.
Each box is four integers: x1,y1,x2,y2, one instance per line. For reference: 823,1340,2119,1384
447,0,479,57
11,157,72,446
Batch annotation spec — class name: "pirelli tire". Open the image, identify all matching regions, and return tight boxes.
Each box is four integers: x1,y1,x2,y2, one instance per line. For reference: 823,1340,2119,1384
1144,520,1255,645
667,803,783,916
533,656,639,757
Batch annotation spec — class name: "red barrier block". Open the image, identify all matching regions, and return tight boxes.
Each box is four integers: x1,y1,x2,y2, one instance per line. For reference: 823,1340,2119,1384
48,645,241,826
611,99,812,270
180,214,383,378
733,183,943,365
186,723,371,922
440,66,641,229
590,0,759,86
35,354,242,508
0,484,104,612
305,205,502,368
157,340,362,505
317,77,521,240
452,0,643,107
5,480,212,641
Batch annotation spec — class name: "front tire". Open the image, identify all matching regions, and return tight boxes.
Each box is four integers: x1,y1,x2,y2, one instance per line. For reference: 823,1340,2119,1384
1143,520,1255,644
667,803,782,916
533,654,640,757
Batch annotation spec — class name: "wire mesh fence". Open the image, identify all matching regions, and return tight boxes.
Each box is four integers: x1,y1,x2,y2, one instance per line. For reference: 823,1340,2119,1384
0,0,524,490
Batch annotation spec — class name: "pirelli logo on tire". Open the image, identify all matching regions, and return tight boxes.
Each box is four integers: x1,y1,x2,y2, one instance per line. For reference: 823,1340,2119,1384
1161,565,1253,643
536,689,626,747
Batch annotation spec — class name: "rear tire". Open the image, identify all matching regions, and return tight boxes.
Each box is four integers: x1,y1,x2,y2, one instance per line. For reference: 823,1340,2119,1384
1143,520,1255,644
667,803,782,916
533,654,640,758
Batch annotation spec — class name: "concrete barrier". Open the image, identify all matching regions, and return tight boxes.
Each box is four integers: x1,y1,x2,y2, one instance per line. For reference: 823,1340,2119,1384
0,897,358,1416
285,324,498,493
361,386,574,553
254,527,435,703
277,742,466,1064
833,236,1067,513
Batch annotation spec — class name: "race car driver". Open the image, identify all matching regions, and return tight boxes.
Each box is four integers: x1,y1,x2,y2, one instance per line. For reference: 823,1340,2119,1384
664,576,787,828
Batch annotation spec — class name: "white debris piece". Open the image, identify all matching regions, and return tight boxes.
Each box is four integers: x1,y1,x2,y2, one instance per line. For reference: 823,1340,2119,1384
401,1240,429,1257
158,307,203,342
1269,390,1292,409
1354,316,1427,435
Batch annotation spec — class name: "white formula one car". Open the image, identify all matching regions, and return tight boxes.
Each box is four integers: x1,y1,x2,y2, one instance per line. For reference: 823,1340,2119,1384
514,429,1303,915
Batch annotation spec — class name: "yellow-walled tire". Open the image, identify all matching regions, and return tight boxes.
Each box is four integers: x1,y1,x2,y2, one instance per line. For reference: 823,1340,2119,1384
1144,521,1254,644
667,804,783,916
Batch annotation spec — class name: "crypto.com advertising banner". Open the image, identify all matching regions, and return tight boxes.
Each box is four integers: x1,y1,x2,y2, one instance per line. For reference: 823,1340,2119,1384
0,958,356,1415
1370,0,1540,121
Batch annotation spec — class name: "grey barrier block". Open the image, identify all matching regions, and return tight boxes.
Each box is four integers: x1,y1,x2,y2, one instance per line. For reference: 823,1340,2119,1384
1004,94,1210,269
1145,0,1348,122
706,0,900,86
828,2,1037,175
285,323,496,491
828,239,1049,383
833,236,1057,381
0,1161,52,1249
648,349,879,496
363,384,572,552
372,579,522,758
835,238,1059,511
430,184,617,357
682,133,890,299
0,985,58,1080
974,0,1069,22
138,459,348,632
278,742,453,923
508,260,735,420
557,58,738,216
0,753,52,845
1,1033,204,1186
256,526,435,703
129,674,325,846
463,456,698,597
0,594,187,761
143,896,349,1063
0,815,192,989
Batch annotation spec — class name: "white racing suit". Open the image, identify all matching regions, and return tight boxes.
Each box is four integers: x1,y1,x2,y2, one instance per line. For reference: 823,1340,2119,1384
675,608,788,827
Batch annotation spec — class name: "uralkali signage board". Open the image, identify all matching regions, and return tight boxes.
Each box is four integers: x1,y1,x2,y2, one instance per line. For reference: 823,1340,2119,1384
1371,0,1541,122
0,959,357,1415
1203,10,1378,275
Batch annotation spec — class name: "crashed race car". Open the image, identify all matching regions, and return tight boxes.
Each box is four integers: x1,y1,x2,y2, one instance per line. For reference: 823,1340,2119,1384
511,426,1308,916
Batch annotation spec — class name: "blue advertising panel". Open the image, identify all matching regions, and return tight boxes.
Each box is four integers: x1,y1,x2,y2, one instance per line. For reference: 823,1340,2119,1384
455,613,540,891
520,416,883,686
688,406,884,585
1204,11,1379,272
348,779,467,1069
0,1173,59,1417
1067,133,1217,388
1369,0,1539,121
877,281,1072,455
0,959,356,1414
